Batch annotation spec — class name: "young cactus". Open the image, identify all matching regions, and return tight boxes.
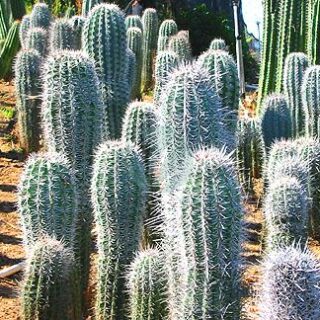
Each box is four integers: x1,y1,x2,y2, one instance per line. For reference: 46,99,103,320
125,14,143,32
157,19,178,52
209,38,227,51
128,249,167,320
50,18,75,51
283,52,309,137
29,3,51,30
264,176,308,251
14,49,42,153
69,15,86,50
91,141,147,320
168,33,192,64
19,14,30,48
154,50,178,102
81,0,102,16
83,3,130,139
21,237,81,320
260,246,320,320
261,94,292,149
141,8,158,92
25,27,48,56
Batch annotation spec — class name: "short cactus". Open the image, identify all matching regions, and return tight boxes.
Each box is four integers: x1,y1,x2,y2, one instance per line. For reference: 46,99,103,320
50,18,75,51
128,249,167,320
21,237,81,320
125,15,143,32
264,176,308,251
127,27,143,99
69,15,86,50
157,19,178,52
154,50,178,103
283,52,309,137
167,33,192,64
29,3,51,30
25,27,48,56
260,246,320,320
91,141,147,320
127,48,136,92
19,14,30,48
141,8,158,92
209,38,227,51
81,0,102,16
14,49,42,153
261,94,292,149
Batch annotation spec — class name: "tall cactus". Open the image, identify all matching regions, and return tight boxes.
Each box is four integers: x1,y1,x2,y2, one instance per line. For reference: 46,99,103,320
30,3,51,30
141,8,158,93
14,49,42,153
264,177,308,251
125,15,143,32
81,0,102,16
157,19,178,52
127,27,143,99
19,14,30,48
91,141,147,320
21,237,81,320
168,33,192,64
261,94,292,149
83,3,130,139
25,27,48,56
260,246,320,320
307,0,320,64
50,18,75,51
154,50,178,103
165,148,243,319
283,52,309,137
128,249,167,320
69,15,86,50
209,38,227,51
127,48,136,92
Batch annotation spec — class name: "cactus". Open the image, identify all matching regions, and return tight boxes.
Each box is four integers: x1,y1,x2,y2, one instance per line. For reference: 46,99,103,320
264,176,308,251
154,50,178,103
197,49,240,130
125,15,143,32
128,249,167,320
302,66,320,138
83,3,130,139
167,33,192,64
236,117,265,194
157,64,232,187
81,0,102,16
157,19,178,52
260,246,320,320
14,49,42,153
307,0,320,65
209,38,227,51
25,27,48,56
30,3,51,30
165,148,243,319
261,94,292,149
69,15,86,50
19,15,30,49
21,237,81,320
50,18,75,51
127,27,143,99
91,141,147,320
127,48,136,92
141,8,158,93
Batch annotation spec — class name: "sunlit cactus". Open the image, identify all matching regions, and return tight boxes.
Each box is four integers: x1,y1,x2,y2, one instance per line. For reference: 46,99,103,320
69,15,86,50
50,18,75,51
19,14,30,48
81,0,102,16
125,14,143,32
209,38,227,51
157,19,178,52
25,27,48,56
29,3,52,29
168,33,192,64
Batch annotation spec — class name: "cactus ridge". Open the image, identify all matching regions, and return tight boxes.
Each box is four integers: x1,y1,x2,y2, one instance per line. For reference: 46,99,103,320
81,0,102,16
168,33,192,64
50,18,75,51
125,15,143,32
25,27,48,56
19,14,31,48
157,19,178,52
69,15,86,50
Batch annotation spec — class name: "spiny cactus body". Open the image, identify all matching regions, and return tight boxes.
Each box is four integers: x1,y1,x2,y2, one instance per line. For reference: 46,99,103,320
168,33,192,64
25,27,48,56
125,15,143,32
157,19,178,52
19,14,30,48
69,15,85,50
91,141,147,320
209,38,227,51
50,18,75,51
82,0,102,16
127,48,136,92
30,3,51,29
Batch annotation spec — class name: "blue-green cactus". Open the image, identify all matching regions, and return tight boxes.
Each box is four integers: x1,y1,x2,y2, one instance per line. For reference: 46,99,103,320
25,27,48,56
168,33,192,64
19,14,30,48
50,18,75,50
157,19,178,52
69,15,86,50
209,38,227,51
29,3,51,30
81,0,102,16
127,48,136,93
125,14,143,32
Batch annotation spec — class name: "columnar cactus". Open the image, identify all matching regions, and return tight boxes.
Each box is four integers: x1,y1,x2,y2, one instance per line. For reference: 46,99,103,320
128,249,167,320
127,27,143,99
157,64,231,187
81,0,102,16
236,117,265,194
154,50,178,102
165,148,243,319
29,3,51,29
261,94,292,148
260,246,320,320
264,177,308,251
283,53,309,137
69,15,86,50
302,66,320,138
168,33,192,64
21,237,81,320
209,38,227,51
83,3,130,139
15,49,42,153
127,48,136,92
125,15,143,32
25,27,48,56
157,19,178,52
91,141,147,320
50,18,75,51
141,8,158,93
19,14,30,48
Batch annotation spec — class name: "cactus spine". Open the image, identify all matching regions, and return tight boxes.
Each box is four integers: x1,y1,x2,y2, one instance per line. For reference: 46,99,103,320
20,15,30,48
81,0,102,16
83,3,130,139
167,33,192,64
69,15,86,50
260,246,320,320
21,237,81,320
125,15,143,32
25,27,48,56
209,38,227,51
157,19,178,52
128,249,167,320
261,94,292,148
15,49,42,153
50,18,75,51
127,27,143,99
29,3,51,30
283,52,309,137
141,8,158,93
91,141,147,320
